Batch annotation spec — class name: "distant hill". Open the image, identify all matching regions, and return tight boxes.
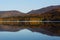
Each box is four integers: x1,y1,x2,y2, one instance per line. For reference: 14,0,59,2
28,5,60,14
0,5,60,17
27,5,60,21
0,10,26,18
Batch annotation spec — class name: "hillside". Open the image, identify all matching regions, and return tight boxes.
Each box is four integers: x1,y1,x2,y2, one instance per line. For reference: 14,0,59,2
0,10,26,18
28,5,60,14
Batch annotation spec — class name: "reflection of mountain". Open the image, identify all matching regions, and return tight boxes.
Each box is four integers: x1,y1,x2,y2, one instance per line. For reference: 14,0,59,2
0,25,60,36
0,25,19,32
28,27,60,36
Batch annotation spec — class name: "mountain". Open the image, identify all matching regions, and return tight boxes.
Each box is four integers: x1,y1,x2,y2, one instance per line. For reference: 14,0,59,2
0,10,26,18
28,5,60,14
0,5,60,17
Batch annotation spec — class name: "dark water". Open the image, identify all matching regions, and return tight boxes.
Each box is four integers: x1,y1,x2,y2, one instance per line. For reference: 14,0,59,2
0,25,60,40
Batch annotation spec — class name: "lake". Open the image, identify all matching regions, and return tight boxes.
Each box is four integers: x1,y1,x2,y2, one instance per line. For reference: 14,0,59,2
0,25,60,40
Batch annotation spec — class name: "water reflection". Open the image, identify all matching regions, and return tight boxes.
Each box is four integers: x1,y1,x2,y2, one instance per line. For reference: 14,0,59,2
0,20,60,40
0,24,60,40
0,29,60,40
0,22,60,36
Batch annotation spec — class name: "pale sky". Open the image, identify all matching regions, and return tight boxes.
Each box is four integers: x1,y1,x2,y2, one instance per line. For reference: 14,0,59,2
0,0,60,13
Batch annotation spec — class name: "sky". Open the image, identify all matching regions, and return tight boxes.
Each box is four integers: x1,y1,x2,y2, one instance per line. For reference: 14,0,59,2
0,0,60,13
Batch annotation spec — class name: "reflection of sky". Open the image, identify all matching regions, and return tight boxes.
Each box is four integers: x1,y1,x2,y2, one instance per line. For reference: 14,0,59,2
0,29,60,40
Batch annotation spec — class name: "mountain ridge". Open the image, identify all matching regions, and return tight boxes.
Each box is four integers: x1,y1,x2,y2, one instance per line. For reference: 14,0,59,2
28,5,60,14
0,5,60,17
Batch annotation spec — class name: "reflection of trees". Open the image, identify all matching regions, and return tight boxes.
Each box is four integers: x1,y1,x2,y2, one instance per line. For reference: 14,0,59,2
0,24,60,36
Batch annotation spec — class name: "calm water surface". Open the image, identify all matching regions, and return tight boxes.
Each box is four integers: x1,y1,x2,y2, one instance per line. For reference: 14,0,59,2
0,29,60,40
